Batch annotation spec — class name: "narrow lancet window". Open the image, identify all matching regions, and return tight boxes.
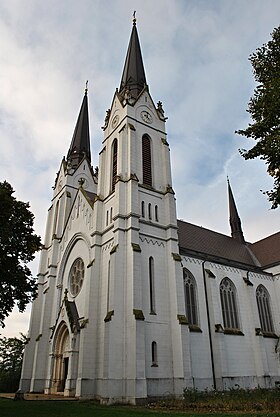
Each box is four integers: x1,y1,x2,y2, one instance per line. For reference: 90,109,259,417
148,203,152,220
141,201,145,217
107,261,111,312
151,341,158,366
155,205,158,222
53,201,60,236
149,256,156,314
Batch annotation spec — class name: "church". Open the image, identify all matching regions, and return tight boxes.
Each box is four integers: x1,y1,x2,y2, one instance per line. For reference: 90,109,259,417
20,18,280,404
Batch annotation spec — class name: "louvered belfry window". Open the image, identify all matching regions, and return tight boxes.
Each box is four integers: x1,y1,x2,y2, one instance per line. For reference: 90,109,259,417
112,139,118,192
256,285,274,333
142,135,152,186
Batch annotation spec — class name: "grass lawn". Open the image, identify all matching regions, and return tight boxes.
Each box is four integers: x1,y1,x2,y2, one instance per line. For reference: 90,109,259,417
1,399,280,417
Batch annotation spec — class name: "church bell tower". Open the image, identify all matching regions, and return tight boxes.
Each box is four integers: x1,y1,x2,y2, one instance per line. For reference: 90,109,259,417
93,15,189,402
20,16,190,403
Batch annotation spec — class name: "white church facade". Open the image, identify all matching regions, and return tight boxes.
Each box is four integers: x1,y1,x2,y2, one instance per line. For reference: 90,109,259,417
20,19,280,404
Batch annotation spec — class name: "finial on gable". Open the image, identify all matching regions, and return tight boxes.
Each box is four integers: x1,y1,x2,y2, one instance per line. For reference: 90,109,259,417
85,80,88,95
133,11,136,26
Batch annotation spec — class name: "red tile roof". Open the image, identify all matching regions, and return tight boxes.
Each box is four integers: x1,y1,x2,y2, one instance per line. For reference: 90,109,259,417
178,220,256,267
178,219,280,269
250,232,280,267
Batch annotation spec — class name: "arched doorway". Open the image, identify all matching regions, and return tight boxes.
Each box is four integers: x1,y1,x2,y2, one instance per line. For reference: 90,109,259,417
52,322,70,393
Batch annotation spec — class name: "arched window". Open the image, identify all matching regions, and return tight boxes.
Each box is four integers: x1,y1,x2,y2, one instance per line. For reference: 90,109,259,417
53,200,60,236
151,341,158,366
256,285,274,333
220,278,239,330
77,197,80,218
149,256,156,314
148,203,152,220
142,135,152,186
183,269,198,326
111,139,118,192
107,261,111,311
155,205,158,222
141,201,145,218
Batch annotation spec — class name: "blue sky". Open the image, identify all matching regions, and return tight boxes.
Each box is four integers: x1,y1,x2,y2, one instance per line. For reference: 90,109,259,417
1,0,280,337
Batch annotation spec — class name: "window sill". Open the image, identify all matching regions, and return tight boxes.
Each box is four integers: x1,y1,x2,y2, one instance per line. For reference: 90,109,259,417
189,325,202,333
263,332,278,339
224,329,244,336
141,184,154,191
104,310,114,322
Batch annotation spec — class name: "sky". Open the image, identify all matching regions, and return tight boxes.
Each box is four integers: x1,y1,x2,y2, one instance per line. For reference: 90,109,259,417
1,0,280,338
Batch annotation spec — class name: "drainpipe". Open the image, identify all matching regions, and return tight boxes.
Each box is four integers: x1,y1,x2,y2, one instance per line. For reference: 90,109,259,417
202,260,216,390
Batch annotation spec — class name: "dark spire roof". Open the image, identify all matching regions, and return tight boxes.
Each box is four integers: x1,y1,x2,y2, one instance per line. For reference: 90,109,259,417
67,87,91,168
119,17,147,99
228,178,245,243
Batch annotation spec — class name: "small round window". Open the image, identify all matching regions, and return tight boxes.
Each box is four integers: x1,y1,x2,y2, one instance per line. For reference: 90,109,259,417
69,258,85,297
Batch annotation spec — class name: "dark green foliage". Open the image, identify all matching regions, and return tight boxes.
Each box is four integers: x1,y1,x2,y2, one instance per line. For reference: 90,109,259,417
0,334,27,392
236,26,280,209
183,386,280,412
1,397,280,417
0,181,41,327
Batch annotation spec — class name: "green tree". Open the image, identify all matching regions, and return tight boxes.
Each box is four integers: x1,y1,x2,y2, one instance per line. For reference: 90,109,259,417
0,181,41,327
236,26,280,209
0,334,27,392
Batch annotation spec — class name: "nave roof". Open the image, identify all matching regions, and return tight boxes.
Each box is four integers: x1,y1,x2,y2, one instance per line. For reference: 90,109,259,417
177,219,279,270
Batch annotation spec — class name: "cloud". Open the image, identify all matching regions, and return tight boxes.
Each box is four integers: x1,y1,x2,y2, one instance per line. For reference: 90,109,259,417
0,0,279,337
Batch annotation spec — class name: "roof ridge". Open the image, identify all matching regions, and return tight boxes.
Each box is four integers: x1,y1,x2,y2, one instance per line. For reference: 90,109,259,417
251,230,280,245
177,219,237,241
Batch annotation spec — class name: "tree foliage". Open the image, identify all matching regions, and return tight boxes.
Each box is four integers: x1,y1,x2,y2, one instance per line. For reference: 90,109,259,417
236,26,280,209
0,334,27,392
0,181,41,327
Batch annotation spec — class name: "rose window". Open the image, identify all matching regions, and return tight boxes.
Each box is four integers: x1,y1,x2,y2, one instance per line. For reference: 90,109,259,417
69,258,85,297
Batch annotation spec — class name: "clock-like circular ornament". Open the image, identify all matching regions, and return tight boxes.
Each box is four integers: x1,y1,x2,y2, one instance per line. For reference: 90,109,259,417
111,115,119,128
141,110,153,124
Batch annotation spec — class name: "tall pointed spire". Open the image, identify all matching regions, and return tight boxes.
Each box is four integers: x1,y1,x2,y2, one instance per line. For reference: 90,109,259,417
67,84,91,168
119,13,147,100
228,178,245,243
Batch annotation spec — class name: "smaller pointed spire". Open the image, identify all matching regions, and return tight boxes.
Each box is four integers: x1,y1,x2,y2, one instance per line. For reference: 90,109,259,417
119,14,147,100
228,178,245,243
67,86,91,169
